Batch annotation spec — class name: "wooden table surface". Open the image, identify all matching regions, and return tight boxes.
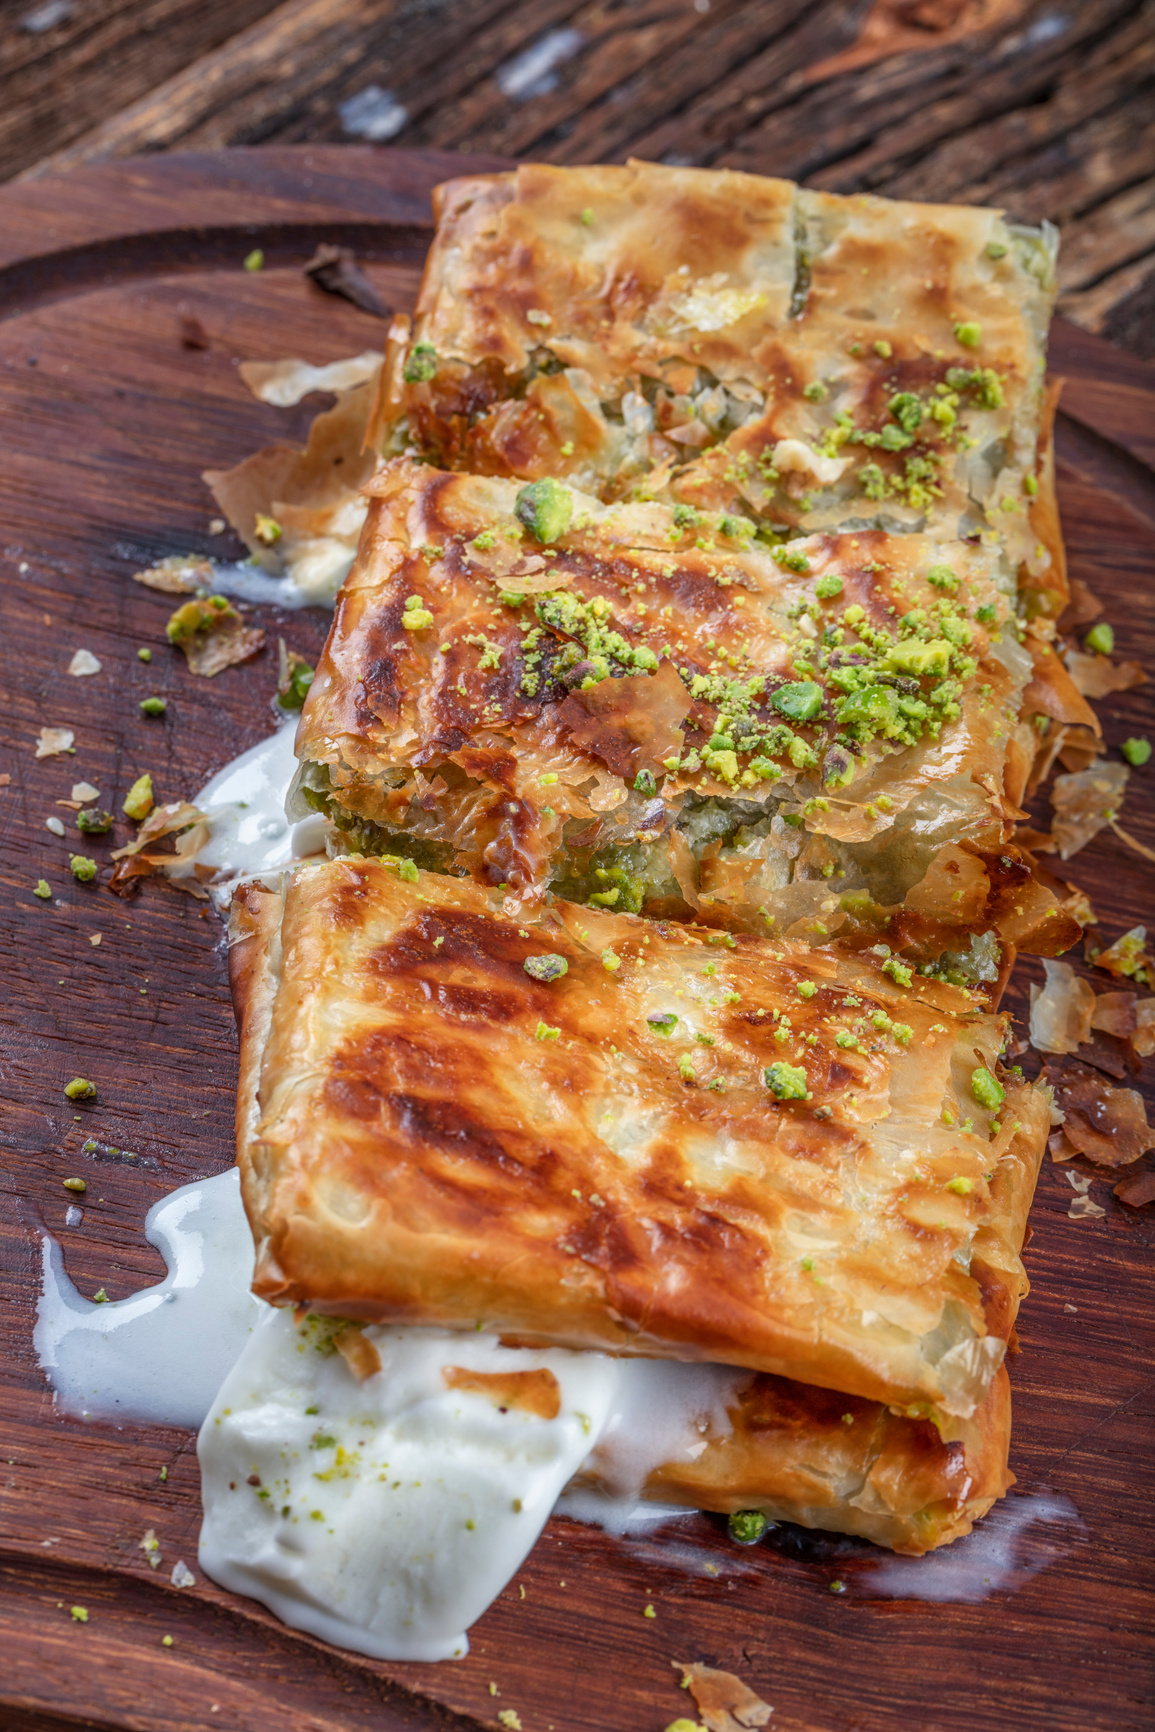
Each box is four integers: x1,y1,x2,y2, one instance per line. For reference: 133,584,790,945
4,0,1155,363
0,145,1152,1732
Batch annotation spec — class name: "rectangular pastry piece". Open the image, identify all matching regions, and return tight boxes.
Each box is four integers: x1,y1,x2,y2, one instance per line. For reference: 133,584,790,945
381,161,1057,574
229,858,1048,1417
293,458,1074,972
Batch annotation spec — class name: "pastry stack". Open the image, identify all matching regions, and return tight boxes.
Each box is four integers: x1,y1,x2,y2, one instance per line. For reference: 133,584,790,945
230,162,1077,1556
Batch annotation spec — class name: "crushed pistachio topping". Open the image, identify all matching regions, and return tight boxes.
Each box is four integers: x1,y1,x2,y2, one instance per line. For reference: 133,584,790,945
516,478,573,544
535,1021,561,1041
1121,737,1151,767
137,647,152,663
122,773,154,820
64,1077,96,1100
524,953,568,982
77,808,113,834
764,1060,809,1100
647,1012,678,1037
401,595,435,632
166,595,236,643
947,1176,974,1195
1084,622,1114,656
139,697,167,718
254,513,282,545
33,878,52,900
728,1509,769,1544
63,1177,87,1193
403,342,438,383
970,1067,1005,1110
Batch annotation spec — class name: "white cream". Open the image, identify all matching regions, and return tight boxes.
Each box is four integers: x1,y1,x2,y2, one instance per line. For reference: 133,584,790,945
197,1311,622,1662
35,1169,261,1429
193,720,327,901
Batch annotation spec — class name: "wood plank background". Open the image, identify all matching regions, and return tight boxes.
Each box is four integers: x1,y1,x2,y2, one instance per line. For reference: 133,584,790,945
0,146,1152,1732
2,0,1154,358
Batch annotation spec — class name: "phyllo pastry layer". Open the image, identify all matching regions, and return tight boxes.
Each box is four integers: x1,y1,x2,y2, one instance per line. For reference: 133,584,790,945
292,459,1076,973
381,161,1056,569
229,860,1048,1417
578,1361,1015,1557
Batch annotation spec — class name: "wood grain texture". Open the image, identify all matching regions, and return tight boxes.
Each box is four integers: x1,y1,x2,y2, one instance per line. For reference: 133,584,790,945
0,147,1151,1732
10,0,1155,358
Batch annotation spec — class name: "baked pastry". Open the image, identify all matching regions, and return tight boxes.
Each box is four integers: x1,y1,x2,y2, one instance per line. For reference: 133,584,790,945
576,1361,1015,1556
228,859,1048,1417
291,458,1074,971
380,161,1057,577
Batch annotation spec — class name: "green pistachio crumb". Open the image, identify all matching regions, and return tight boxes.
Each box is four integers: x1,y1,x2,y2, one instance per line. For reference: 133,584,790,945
601,948,621,972
634,768,657,795
380,854,418,883
92,1288,109,1303
797,981,817,999
814,574,843,600
728,1510,769,1545
122,773,154,820
137,647,152,663
69,855,98,881
524,953,569,982
162,1635,174,1648
515,478,573,545
947,1176,974,1195
971,1067,1005,1110
647,1013,678,1037
64,1077,96,1101
70,1605,89,1622
763,1061,809,1100
403,342,438,384
139,697,167,718
1084,622,1114,656
954,322,982,348
254,513,282,545
33,878,52,900
63,1177,87,1193
1121,737,1151,767
535,1022,561,1041
77,808,113,834
882,956,913,987
677,1054,696,1084
872,340,892,359
925,564,959,594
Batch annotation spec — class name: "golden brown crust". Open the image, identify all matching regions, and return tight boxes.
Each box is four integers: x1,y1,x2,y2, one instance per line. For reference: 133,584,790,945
295,459,1039,956
235,857,1049,1416
389,162,1057,573
578,1364,1014,1555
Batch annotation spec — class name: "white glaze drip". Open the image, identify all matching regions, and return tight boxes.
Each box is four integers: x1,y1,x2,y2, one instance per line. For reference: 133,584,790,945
35,1169,262,1429
860,1491,1082,1601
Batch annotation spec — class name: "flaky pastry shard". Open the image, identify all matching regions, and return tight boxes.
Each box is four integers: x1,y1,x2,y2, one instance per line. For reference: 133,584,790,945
229,859,1048,1417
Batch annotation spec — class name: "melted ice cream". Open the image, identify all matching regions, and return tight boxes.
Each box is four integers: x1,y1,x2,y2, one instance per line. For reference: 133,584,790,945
193,721,326,900
198,1312,622,1661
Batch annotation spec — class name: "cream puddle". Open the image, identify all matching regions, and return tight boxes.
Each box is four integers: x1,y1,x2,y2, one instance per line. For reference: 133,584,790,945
35,1169,261,1429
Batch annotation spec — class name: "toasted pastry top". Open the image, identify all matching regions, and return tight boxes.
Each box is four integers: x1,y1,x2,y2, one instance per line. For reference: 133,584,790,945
230,860,1048,1416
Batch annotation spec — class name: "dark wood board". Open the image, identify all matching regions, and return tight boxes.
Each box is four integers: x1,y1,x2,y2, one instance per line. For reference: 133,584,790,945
0,145,1152,1732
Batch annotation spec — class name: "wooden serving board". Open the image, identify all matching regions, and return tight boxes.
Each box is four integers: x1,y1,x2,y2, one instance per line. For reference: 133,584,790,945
0,146,1152,1732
